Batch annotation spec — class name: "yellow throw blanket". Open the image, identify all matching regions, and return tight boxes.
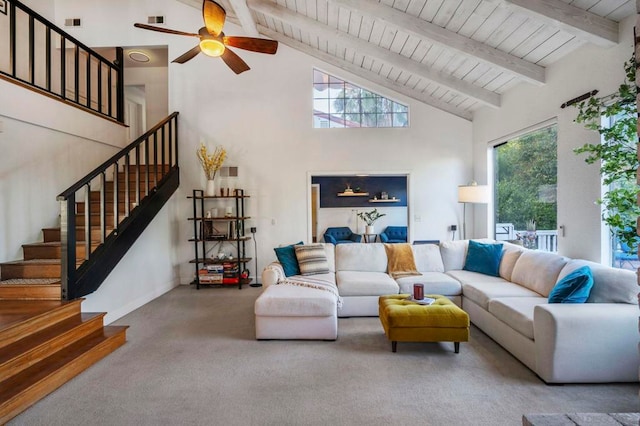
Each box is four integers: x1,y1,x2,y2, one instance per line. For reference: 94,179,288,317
384,243,421,279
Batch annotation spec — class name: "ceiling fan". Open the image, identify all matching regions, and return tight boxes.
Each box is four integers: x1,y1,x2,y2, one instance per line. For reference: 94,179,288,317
134,0,278,74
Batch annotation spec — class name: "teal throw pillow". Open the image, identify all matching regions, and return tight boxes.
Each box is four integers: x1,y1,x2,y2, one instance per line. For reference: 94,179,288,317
463,240,503,277
274,242,303,277
548,266,594,303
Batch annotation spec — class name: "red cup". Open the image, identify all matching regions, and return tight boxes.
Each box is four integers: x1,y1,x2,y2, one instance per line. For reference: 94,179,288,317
413,283,424,300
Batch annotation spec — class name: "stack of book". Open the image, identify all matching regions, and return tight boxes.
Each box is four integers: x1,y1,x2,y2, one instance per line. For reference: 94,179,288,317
222,262,239,285
198,264,224,284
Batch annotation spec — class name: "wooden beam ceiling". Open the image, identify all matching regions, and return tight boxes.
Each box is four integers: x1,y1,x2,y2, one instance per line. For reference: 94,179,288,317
249,0,501,108
489,0,618,47
227,0,260,36
327,0,546,86
257,25,474,121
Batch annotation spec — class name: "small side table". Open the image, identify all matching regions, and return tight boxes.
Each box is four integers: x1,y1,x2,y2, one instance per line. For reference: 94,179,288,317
363,234,378,243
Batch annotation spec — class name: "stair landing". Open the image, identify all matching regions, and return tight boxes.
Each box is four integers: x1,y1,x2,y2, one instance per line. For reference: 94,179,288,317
0,300,128,423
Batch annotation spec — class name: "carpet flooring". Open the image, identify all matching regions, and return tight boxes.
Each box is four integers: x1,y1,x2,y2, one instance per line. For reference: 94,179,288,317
9,285,639,426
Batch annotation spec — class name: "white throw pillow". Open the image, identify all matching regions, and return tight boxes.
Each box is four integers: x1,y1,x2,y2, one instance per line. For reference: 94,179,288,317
295,244,330,276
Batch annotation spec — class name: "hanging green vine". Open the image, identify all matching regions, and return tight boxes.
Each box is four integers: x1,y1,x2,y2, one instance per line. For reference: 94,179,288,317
573,55,639,252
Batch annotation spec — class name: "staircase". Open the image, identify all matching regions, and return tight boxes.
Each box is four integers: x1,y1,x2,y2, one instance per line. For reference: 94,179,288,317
0,113,179,421
0,177,141,422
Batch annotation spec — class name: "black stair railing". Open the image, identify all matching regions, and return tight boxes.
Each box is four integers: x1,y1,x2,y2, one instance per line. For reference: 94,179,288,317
1,0,124,122
58,112,180,300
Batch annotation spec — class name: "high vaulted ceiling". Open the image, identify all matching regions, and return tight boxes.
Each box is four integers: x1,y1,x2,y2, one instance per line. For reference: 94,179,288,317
177,0,635,120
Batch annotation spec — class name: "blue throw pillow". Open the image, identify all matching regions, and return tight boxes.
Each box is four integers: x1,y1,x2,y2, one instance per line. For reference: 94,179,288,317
463,240,504,277
549,266,594,303
274,242,304,277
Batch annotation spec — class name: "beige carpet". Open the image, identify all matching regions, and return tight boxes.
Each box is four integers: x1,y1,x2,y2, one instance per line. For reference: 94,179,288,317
9,286,639,426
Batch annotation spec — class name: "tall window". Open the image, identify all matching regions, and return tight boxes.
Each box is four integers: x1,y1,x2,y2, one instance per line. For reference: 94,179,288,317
312,69,408,128
604,113,639,270
494,125,558,252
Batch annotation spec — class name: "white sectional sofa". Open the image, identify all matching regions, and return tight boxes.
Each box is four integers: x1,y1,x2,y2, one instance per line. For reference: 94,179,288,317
256,240,639,383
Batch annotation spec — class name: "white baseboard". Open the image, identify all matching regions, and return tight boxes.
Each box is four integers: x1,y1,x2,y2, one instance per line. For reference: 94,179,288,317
102,278,180,325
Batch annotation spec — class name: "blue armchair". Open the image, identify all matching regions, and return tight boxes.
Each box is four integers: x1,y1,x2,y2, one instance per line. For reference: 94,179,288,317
323,227,362,245
379,226,407,244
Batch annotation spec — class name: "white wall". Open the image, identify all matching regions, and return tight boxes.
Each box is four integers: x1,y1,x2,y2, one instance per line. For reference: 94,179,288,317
124,67,168,130
0,79,126,262
472,16,635,262
52,0,473,286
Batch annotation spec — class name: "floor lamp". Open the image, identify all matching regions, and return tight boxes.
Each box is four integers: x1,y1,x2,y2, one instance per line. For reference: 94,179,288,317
458,182,489,239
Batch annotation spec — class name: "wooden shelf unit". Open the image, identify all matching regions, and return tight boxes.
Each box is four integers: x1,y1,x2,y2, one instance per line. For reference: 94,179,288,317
188,189,252,289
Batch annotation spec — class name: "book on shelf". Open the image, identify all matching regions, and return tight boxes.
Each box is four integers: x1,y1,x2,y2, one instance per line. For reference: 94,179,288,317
222,277,239,285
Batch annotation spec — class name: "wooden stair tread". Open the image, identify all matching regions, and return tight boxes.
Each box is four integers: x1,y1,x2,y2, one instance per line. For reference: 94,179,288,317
1,259,60,266
0,313,105,380
0,325,128,423
0,279,60,285
0,300,82,350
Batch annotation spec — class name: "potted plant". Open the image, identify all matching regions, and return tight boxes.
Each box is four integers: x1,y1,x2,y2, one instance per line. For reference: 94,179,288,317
357,209,386,234
573,54,639,253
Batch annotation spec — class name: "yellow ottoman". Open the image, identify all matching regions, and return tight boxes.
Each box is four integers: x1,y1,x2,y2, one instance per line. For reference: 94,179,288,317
379,294,469,353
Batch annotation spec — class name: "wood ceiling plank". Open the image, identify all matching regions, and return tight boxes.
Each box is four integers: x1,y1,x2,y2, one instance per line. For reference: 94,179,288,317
508,25,558,59
399,35,421,58
389,30,410,53
446,0,483,33
604,2,635,21
227,0,260,36
419,0,446,22
316,0,328,24
487,0,618,46
536,36,584,65
327,0,545,84
523,30,574,63
483,12,529,48
432,0,464,28
250,0,501,107
357,15,374,41
458,2,499,38
306,0,318,20
347,11,362,37
587,0,628,17
482,72,514,92
392,0,412,12
405,0,428,17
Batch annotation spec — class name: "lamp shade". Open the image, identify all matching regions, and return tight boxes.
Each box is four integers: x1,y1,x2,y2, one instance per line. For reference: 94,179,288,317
458,183,489,204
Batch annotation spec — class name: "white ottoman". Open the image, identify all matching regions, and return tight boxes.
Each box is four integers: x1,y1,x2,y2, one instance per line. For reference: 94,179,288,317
254,284,338,340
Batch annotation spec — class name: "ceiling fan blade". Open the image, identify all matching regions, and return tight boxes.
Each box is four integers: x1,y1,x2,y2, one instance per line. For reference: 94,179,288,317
203,0,226,36
172,45,202,64
223,36,278,55
134,23,199,38
221,48,250,74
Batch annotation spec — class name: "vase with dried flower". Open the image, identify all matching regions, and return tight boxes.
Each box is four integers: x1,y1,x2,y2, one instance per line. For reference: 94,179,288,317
196,142,226,196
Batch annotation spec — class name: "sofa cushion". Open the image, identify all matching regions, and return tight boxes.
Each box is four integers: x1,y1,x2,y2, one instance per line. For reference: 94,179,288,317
488,297,547,340
440,239,494,271
395,272,462,296
411,244,445,272
440,240,468,271
510,250,568,297
254,284,337,317
557,259,637,304
336,243,387,273
336,271,399,296
273,241,303,277
451,270,541,309
549,265,594,304
499,242,525,281
295,244,330,275
463,240,503,276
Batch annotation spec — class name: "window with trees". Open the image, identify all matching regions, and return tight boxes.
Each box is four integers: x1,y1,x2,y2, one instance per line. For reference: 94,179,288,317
312,69,408,128
493,125,558,252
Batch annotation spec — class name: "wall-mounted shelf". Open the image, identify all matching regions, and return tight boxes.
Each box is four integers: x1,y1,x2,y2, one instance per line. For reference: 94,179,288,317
369,199,400,203
337,192,369,197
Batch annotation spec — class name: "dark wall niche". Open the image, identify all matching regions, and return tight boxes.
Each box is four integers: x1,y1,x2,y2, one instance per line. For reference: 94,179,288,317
312,175,408,208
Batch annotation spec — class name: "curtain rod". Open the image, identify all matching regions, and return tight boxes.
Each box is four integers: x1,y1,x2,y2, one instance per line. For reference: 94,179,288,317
560,90,598,109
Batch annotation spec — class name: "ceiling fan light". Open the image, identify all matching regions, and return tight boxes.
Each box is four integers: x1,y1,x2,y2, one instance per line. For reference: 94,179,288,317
199,39,225,57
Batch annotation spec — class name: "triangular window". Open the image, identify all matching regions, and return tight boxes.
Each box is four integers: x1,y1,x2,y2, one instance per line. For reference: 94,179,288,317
313,69,408,128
